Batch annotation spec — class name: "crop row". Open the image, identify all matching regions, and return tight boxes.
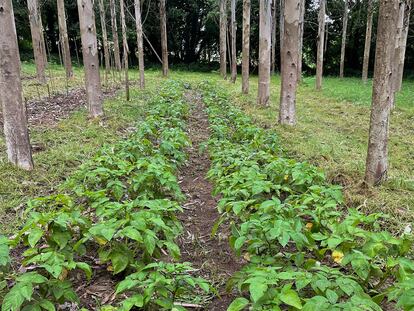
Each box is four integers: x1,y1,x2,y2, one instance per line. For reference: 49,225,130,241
200,81,414,311
0,81,211,311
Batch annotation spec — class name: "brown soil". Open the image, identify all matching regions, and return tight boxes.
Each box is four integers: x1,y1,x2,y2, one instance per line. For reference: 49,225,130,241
178,91,244,310
0,87,119,132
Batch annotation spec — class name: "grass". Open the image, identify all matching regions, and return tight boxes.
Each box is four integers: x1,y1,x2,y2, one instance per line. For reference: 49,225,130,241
1,64,413,234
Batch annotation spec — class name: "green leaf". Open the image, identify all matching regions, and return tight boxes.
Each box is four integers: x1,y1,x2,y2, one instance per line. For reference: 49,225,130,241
121,227,143,242
28,228,43,248
116,279,140,294
325,289,338,304
227,297,249,311
249,281,267,303
234,236,246,251
144,233,156,256
76,262,92,280
39,300,56,311
279,288,302,309
121,294,144,310
16,272,48,284
2,285,25,311
0,235,10,266
111,251,129,274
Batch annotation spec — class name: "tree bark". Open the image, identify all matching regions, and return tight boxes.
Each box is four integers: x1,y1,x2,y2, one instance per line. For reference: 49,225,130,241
119,0,129,101
109,0,122,71
316,0,325,90
242,0,250,94
219,0,228,79
339,0,349,78
134,0,145,89
98,0,111,86
160,0,169,77
365,0,399,186
257,0,271,106
297,0,305,82
27,0,47,84
230,0,237,83
271,0,277,74
77,0,104,118
57,0,73,78
394,0,411,92
362,0,374,83
279,0,300,125
279,0,284,50
0,0,34,170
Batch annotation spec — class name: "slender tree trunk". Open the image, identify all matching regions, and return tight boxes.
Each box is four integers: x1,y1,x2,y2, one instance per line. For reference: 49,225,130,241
160,0,169,77
98,0,111,86
279,0,300,125
230,0,237,83
394,0,411,92
297,0,305,82
219,0,228,79
57,0,73,78
365,0,399,186
134,0,145,89
77,0,104,118
0,0,34,170
27,0,47,83
362,0,374,83
339,0,349,78
109,0,122,71
271,0,277,74
279,0,284,50
316,0,326,90
257,0,271,106
119,0,129,101
242,0,251,94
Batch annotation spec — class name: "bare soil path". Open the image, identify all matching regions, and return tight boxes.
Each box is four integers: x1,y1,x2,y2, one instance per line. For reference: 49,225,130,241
178,91,243,310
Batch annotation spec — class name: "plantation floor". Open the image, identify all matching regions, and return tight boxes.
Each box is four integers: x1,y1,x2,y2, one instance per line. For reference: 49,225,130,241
178,91,242,310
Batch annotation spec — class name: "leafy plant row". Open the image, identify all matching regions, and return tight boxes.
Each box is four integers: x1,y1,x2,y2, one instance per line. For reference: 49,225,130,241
199,81,414,311
0,81,211,311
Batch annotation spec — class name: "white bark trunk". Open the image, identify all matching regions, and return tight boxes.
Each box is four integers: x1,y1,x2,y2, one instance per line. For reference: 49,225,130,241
134,0,145,89
362,0,374,83
365,0,399,185
109,0,122,71
394,0,411,92
27,0,47,83
77,0,104,118
257,0,271,106
98,0,111,85
279,0,300,125
160,0,169,77
57,0,73,78
316,0,325,90
271,0,277,74
219,0,228,79
242,0,251,94
120,0,129,101
0,0,34,170
230,0,237,83
297,0,305,82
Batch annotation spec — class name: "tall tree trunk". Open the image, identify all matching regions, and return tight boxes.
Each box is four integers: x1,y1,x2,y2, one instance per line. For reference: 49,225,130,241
394,0,411,92
160,0,169,77
297,0,305,82
339,0,349,78
134,0,145,89
365,0,399,186
119,0,129,101
362,0,374,83
230,0,237,83
219,0,228,79
109,0,122,71
27,0,47,84
0,0,34,170
271,0,277,74
279,0,300,125
257,0,271,106
242,0,251,94
77,0,104,118
279,0,284,51
57,0,73,78
98,0,111,86
316,0,326,90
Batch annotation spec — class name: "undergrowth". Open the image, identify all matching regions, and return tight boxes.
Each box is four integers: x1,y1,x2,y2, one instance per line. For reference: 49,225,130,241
200,81,414,311
0,80,212,310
